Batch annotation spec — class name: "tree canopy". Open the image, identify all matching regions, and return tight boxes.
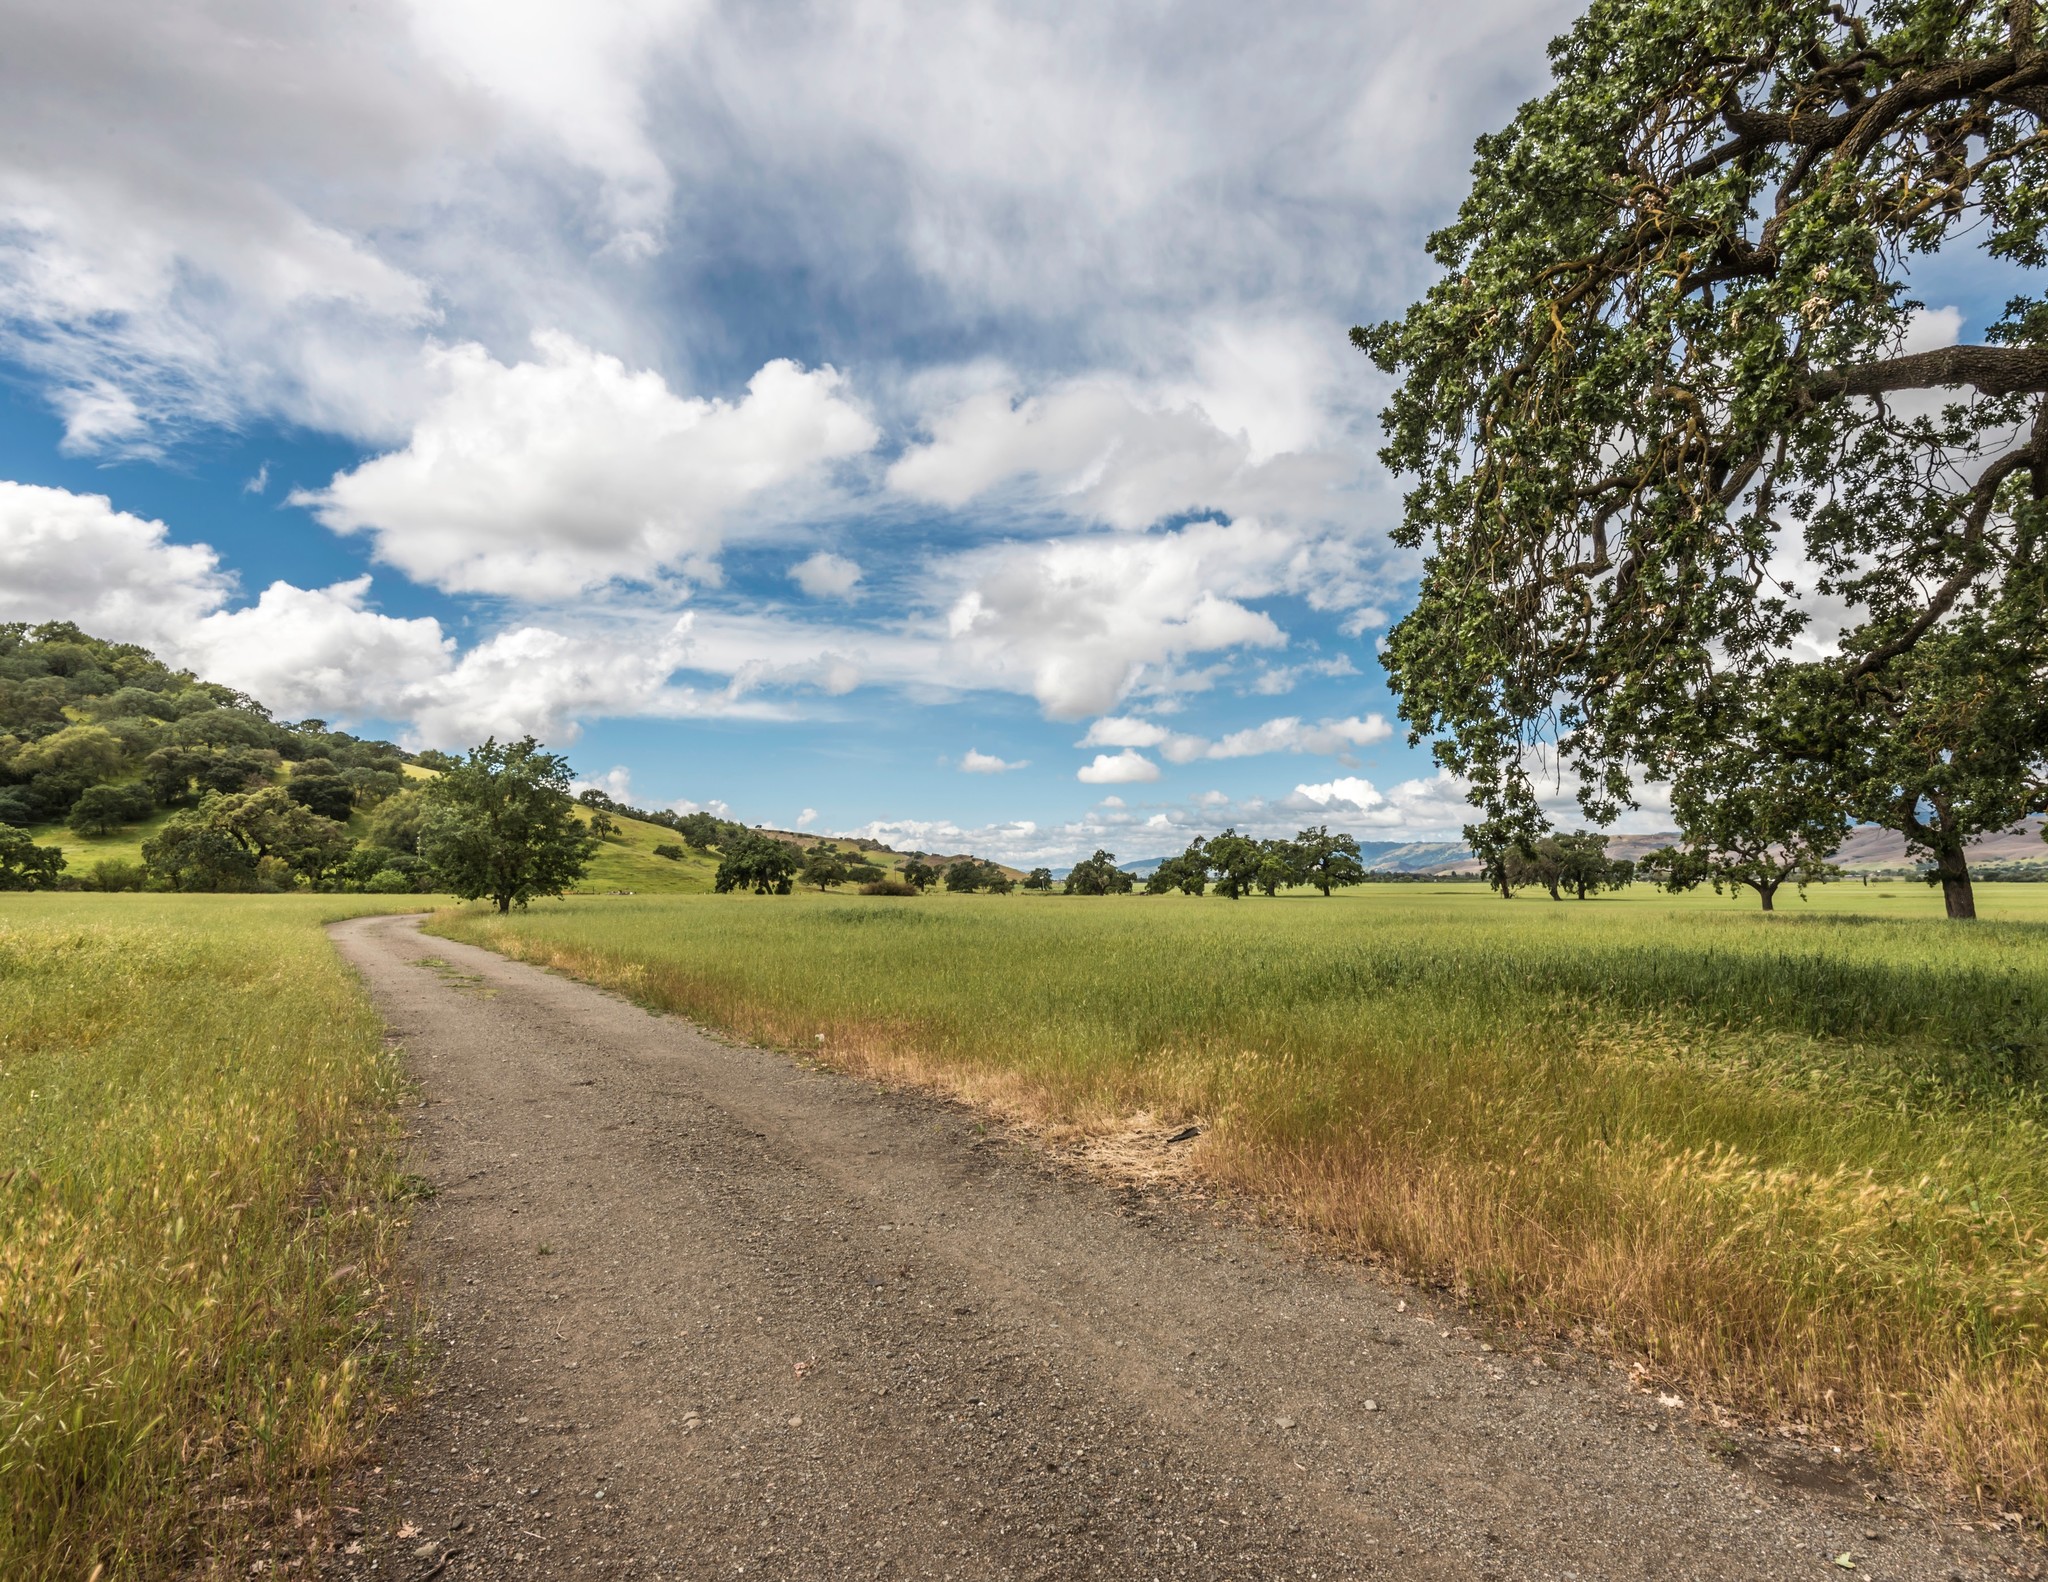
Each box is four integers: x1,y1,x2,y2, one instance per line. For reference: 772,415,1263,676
0,824,64,890
419,737,598,913
714,831,799,894
1064,850,1134,895
1361,0,2048,918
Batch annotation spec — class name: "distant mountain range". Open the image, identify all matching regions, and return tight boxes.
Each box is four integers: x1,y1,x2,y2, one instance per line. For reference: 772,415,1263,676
1362,818,2048,876
1089,817,2048,881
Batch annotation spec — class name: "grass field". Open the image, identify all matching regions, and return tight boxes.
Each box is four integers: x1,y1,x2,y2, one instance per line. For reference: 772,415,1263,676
431,880,2048,1518
0,894,430,1580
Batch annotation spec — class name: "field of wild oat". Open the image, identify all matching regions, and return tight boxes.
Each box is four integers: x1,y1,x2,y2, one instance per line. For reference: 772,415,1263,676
433,881,2048,1519
0,894,425,1581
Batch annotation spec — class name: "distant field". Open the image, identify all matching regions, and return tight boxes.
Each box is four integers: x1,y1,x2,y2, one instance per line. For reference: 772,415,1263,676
0,894,428,1580
431,881,2048,1519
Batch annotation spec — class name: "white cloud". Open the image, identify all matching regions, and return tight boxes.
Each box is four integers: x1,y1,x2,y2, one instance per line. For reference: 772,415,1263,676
1098,795,1125,808
959,749,1028,773
1206,713,1392,758
0,481,229,646
403,0,701,254
790,551,864,600
1250,654,1358,695
296,336,879,597
0,478,791,748
1076,709,1391,764
795,807,819,829
180,577,455,724
574,765,638,803
1075,715,1207,762
888,365,1352,535
1290,775,1388,814
936,516,1290,718
670,796,730,817
1076,749,1160,784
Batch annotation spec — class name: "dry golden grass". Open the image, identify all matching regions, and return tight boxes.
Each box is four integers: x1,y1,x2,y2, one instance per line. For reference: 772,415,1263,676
433,884,2048,1520
0,894,426,1580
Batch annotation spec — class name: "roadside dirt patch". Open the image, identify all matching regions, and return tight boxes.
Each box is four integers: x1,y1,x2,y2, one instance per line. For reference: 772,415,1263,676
317,914,2030,1581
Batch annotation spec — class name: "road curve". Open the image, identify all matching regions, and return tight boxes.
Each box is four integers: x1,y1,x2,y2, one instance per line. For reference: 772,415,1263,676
320,912,2010,1582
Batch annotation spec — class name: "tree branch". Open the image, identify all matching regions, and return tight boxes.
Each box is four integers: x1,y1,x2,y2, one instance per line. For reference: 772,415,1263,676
1843,440,2036,681
1807,344,2048,399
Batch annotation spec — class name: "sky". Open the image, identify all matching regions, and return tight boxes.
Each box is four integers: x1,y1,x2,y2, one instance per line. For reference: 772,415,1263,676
1,0,1676,863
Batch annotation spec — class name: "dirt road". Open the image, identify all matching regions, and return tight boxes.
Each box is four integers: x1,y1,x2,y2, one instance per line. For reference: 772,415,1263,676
321,913,2016,1582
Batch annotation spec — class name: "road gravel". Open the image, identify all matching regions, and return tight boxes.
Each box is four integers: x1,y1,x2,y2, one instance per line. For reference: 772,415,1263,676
318,912,2027,1582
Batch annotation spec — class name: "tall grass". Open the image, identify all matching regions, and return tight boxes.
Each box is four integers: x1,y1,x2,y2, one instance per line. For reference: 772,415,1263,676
0,895,423,1579
433,884,2048,1518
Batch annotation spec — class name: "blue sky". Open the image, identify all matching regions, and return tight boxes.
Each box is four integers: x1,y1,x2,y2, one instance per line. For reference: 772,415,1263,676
8,0,1971,862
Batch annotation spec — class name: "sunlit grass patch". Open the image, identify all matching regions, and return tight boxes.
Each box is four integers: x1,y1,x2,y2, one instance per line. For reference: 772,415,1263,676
431,883,2048,1519
0,894,426,1580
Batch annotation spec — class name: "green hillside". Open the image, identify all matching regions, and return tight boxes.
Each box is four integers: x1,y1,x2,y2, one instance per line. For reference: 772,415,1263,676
568,808,720,894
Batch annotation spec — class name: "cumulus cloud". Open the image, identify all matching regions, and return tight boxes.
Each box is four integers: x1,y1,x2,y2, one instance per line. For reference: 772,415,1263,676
574,765,638,803
1075,710,1390,764
1207,713,1391,758
0,480,229,646
1076,749,1160,784
296,337,879,597
796,807,819,828
180,578,455,723
0,477,794,747
1287,765,1674,839
790,551,864,599
959,749,1028,773
936,517,1290,717
887,363,1352,535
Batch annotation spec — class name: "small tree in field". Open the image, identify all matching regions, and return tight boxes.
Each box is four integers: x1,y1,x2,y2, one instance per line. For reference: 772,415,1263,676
1292,825,1366,896
1023,867,1054,891
1204,829,1264,899
1064,849,1133,895
1659,740,1847,911
801,844,851,891
420,737,598,913
714,832,798,894
67,783,150,837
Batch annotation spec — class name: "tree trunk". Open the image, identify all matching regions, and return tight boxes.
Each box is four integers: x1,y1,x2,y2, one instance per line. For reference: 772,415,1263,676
1934,843,1977,920
1756,882,1776,912
497,894,512,914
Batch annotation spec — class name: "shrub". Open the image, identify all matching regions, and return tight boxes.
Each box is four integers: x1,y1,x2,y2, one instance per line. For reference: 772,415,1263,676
859,879,919,896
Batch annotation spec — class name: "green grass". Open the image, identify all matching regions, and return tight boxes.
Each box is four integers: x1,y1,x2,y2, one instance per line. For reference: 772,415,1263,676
0,893,431,1579
570,809,721,892
430,881,2048,1517
24,806,177,874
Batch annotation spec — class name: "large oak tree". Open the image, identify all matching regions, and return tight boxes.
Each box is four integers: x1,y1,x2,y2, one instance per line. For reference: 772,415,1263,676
1362,0,2048,918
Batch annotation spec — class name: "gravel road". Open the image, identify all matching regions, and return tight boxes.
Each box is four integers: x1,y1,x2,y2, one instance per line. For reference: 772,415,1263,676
319,912,2024,1582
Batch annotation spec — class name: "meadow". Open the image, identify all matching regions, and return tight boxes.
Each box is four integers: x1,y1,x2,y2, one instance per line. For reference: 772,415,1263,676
0,894,427,1580
432,880,2048,1518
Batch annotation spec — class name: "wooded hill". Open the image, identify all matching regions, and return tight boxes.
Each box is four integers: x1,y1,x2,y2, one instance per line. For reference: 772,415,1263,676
0,622,1027,894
